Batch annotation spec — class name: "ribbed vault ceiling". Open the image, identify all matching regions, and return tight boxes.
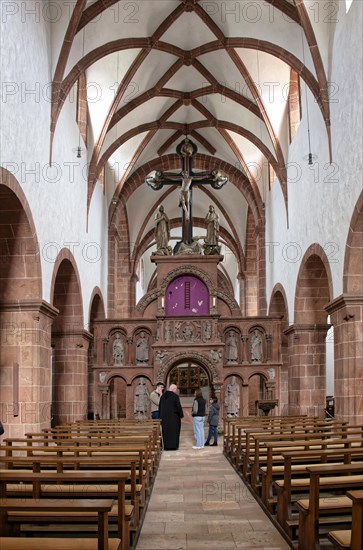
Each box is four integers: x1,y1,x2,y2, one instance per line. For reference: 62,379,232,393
51,0,330,293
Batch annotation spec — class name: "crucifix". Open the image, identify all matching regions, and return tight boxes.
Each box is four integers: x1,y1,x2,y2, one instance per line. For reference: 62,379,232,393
145,137,228,254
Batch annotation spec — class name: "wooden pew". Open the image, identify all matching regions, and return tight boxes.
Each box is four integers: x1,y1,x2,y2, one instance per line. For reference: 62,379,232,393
328,490,363,550
0,470,130,550
0,452,144,530
223,416,314,463
273,447,363,533
296,463,363,550
246,427,362,488
261,437,363,505
0,498,118,550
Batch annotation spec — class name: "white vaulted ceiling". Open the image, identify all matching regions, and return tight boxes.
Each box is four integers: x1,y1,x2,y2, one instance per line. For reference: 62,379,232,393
51,0,330,294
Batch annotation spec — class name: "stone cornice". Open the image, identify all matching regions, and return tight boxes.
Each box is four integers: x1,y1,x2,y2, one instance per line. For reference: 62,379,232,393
284,323,331,336
0,299,59,319
325,294,363,315
52,329,93,342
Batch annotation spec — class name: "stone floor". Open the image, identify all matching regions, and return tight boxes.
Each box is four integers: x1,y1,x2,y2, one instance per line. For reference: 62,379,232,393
135,423,291,550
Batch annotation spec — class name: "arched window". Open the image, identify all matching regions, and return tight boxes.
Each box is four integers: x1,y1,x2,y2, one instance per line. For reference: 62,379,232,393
165,275,209,316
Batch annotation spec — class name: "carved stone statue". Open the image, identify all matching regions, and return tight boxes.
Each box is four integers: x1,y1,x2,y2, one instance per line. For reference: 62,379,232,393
134,377,149,419
225,375,240,417
179,171,192,220
153,205,172,255
225,330,238,363
204,204,221,255
136,331,149,363
112,333,124,366
251,330,263,362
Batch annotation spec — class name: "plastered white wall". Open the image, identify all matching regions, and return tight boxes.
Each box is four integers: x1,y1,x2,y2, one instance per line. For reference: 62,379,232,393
0,3,108,325
266,1,363,322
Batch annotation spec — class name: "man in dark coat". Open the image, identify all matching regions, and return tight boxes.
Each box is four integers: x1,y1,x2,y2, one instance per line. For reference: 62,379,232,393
159,384,184,450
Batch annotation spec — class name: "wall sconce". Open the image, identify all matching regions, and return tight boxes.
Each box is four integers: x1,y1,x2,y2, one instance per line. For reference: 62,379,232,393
161,297,165,308
212,296,216,307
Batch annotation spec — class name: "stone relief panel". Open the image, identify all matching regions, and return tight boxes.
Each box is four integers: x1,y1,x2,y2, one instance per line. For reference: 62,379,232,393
175,320,201,342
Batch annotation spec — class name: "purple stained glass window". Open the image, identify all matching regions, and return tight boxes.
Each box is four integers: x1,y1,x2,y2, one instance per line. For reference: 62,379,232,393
165,275,209,316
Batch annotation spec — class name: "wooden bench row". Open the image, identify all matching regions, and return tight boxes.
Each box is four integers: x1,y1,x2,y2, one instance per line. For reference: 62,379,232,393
222,417,363,549
0,420,160,550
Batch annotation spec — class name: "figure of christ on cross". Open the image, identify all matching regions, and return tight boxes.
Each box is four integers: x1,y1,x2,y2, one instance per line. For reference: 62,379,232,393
145,138,228,253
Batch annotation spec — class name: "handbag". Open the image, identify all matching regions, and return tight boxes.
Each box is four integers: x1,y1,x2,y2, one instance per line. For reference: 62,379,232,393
191,399,198,417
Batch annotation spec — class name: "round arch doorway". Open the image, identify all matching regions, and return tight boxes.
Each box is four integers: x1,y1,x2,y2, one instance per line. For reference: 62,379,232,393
169,362,209,396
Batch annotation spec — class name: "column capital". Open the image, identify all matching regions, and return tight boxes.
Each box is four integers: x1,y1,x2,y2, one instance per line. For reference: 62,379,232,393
325,293,363,317
284,323,331,337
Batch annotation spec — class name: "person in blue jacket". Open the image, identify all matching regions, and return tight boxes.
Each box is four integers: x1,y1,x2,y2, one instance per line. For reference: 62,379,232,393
204,397,220,446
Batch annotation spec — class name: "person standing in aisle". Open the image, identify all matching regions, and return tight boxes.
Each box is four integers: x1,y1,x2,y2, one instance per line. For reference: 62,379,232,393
191,389,206,449
204,397,220,446
149,382,165,419
159,384,184,450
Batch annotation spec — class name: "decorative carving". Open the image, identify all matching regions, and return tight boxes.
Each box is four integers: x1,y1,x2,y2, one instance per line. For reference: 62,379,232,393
156,351,219,382
135,289,160,312
155,349,169,363
216,290,239,310
268,367,275,380
210,349,222,363
203,320,212,341
175,320,200,342
99,371,108,383
164,321,172,343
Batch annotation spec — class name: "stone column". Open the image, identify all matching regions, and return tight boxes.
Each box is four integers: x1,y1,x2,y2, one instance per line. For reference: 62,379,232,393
102,338,109,365
237,272,246,316
326,295,363,424
52,329,92,425
284,324,330,417
126,337,133,364
241,335,249,363
0,300,57,437
99,385,109,419
265,334,272,362
241,383,249,416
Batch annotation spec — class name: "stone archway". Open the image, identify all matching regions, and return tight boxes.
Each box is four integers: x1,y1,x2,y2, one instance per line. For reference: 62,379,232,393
51,252,90,425
0,174,52,438
286,245,332,416
156,352,222,418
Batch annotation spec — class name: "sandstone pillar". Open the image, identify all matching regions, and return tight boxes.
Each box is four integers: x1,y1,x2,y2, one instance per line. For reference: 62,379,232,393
284,324,330,417
0,300,57,437
326,295,363,424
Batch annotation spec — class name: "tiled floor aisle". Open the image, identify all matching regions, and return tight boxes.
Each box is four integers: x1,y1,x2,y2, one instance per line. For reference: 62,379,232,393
135,425,291,550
